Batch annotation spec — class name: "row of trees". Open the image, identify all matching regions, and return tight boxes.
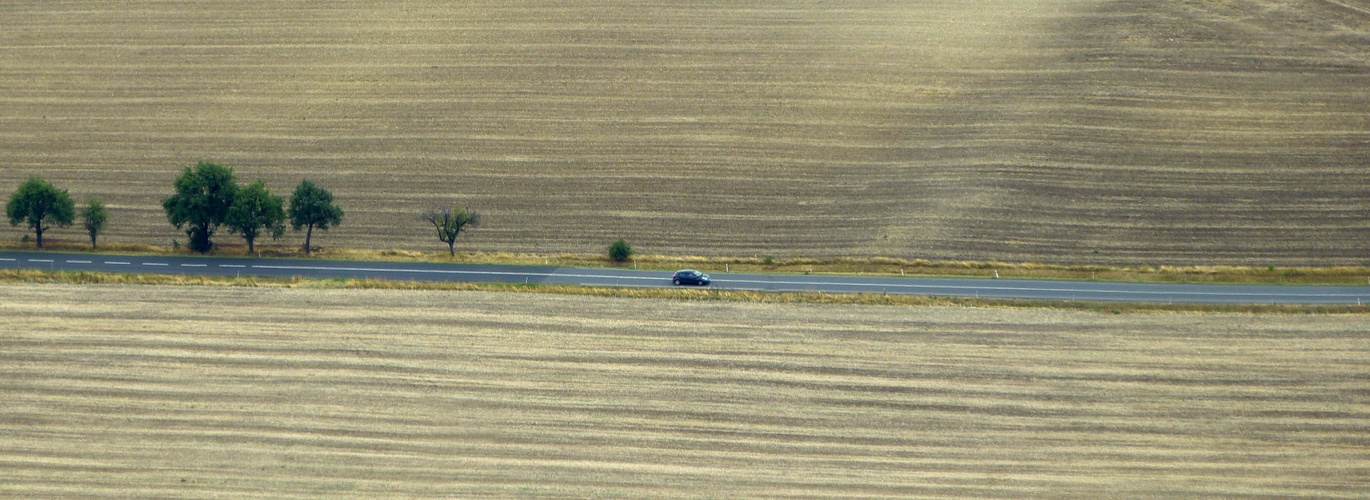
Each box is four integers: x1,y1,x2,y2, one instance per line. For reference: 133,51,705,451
5,178,107,249
8,161,487,256
162,162,343,254
7,171,640,262
6,162,344,254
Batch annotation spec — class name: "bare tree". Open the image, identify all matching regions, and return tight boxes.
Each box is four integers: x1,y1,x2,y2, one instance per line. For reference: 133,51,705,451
422,205,481,256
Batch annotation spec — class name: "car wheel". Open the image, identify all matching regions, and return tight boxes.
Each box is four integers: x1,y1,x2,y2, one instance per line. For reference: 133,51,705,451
673,279,680,286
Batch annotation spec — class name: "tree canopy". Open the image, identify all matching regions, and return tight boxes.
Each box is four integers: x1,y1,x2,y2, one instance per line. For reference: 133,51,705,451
423,205,481,256
6,177,76,248
162,162,238,253
226,180,285,254
608,238,634,263
288,179,343,255
81,199,109,250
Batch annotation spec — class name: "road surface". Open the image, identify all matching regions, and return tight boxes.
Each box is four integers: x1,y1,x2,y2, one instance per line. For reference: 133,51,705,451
2,251,1367,305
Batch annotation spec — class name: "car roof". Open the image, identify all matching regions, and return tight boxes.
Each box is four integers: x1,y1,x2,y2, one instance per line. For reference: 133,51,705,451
677,269,697,273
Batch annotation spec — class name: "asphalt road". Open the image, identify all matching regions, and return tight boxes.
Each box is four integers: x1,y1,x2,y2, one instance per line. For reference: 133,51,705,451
2,251,1368,305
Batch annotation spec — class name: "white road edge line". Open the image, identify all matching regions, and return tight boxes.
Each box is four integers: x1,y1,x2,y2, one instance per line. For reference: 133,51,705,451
4,254,1365,303
715,278,1363,299
250,264,659,281
579,283,659,288
244,264,1369,299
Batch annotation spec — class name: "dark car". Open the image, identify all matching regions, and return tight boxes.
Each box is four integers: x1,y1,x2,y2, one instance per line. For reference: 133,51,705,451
672,269,711,286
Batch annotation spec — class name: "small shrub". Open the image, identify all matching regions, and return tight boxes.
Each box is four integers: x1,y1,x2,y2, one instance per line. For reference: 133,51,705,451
763,255,776,266
1267,264,1276,271
608,238,633,262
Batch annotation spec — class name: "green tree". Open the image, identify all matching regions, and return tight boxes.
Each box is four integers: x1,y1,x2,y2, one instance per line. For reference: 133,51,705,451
608,238,634,263
81,199,109,250
6,178,76,249
226,180,285,254
422,205,481,256
288,180,343,255
162,162,238,253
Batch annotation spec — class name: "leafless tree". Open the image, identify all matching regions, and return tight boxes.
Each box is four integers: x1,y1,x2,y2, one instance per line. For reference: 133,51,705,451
422,205,481,256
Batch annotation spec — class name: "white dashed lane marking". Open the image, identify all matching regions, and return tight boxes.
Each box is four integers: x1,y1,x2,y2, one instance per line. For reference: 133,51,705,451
249,264,656,282
3,253,1367,304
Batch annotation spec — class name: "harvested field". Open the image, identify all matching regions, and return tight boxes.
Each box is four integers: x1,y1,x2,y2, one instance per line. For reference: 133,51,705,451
1,1,1368,264
1,283,1367,497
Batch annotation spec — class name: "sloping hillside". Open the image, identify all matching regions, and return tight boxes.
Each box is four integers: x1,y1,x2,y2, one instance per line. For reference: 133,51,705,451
1,1,1365,264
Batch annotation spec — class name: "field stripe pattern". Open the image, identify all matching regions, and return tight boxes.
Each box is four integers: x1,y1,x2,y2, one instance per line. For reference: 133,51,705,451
1,284,1367,497
1,1,1367,264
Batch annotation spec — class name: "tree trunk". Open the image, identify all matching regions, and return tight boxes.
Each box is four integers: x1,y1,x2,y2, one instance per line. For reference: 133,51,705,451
303,224,314,255
90,233,97,250
190,223,213,253
247,237,255,255
448,240,455,256
35,225,43,249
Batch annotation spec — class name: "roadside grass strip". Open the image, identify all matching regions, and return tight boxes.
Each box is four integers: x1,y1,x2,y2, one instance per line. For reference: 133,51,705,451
1,268,1365,315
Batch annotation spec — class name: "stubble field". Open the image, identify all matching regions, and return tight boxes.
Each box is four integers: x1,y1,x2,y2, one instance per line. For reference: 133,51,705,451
0,283,1367,497
1,1,1368,264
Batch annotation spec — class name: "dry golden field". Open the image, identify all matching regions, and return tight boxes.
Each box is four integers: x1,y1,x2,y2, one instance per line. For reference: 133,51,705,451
1,1,1368,264
1,283,1367,497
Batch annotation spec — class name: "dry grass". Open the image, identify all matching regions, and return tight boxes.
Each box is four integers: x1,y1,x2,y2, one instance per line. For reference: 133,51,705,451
0,283,1367,498
9,238,1370,285
1,0,1367,265
3,268,1369,315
